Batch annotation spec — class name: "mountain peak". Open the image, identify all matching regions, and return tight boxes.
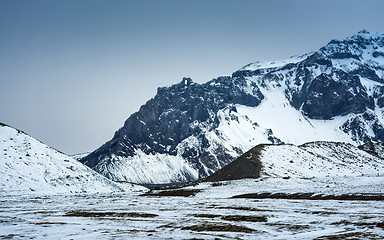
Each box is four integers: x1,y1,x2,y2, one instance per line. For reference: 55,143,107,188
329,30,384,46
182,77,193,86
358,29,370,35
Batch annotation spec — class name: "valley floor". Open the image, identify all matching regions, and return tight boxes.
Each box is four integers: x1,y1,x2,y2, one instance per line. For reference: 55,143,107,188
1,177,384,240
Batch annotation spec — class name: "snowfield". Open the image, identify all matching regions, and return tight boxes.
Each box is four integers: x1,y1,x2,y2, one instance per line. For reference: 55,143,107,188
1,176,384,239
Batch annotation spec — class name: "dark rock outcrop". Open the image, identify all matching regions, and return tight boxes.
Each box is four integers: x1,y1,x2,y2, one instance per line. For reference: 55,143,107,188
358,142,384,159
203,144,265,182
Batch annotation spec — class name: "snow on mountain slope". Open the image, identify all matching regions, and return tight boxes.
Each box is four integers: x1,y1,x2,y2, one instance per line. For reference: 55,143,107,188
0,123,145,194
94,150,199,184
234,87,353,145
82,31,384,184
70,152,91,161
239,52,312,71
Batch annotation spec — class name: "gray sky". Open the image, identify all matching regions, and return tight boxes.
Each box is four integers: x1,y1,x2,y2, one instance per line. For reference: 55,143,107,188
1,0,384,154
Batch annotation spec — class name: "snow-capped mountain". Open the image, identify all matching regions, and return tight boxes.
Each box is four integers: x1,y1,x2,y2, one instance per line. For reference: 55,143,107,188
82,31,384,184
205,141,384,182
0,123,144,194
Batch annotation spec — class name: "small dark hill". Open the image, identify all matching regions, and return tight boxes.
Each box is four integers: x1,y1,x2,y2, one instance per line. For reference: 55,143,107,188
358,142,384,159
203,144,267,182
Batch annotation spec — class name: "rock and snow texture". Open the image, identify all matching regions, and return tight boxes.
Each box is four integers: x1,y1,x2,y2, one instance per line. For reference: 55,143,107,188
0,123,144,194
82,31,384,184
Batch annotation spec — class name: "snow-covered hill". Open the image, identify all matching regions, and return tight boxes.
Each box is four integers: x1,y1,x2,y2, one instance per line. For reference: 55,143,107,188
205,141,384,182
82,31,384,184
0,123,145,194
262,141,383,178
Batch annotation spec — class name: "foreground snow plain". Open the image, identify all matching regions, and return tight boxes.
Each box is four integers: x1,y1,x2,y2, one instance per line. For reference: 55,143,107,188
1,176,384,240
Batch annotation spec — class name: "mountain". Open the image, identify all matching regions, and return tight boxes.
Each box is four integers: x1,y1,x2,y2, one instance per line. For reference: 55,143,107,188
204,141,384,182
0,123,144,194
81,31,384,184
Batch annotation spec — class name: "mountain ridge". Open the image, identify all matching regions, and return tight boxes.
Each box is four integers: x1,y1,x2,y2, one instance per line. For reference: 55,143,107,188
82,31,384,184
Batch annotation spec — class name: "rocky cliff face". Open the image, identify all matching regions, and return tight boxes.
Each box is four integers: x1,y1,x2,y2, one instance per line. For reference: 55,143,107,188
82,76,265,182
81,31,384,184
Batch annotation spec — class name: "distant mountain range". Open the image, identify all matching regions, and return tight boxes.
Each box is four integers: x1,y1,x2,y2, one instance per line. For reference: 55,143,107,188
81,30,384,184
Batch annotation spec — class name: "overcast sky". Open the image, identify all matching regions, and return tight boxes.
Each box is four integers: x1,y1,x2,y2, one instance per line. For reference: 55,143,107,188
1,0,384,154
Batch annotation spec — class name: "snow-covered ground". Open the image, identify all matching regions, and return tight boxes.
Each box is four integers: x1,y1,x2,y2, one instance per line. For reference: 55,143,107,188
1,176,383,239
192,176,384,199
